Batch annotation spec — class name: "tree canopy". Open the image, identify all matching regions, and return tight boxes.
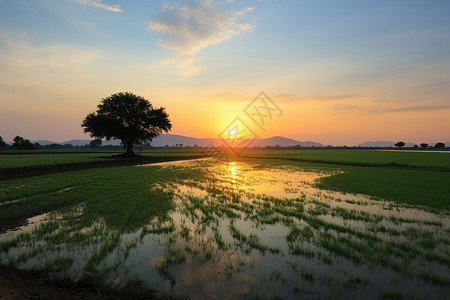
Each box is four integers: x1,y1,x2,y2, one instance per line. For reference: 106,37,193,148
420,143,428,148
0,136,5,148
394,141,405,148
435,142,445,148
81,92,172,155
13,136,36,150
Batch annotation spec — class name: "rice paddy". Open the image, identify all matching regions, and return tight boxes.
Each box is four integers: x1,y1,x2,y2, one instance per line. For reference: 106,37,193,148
1,156,449,299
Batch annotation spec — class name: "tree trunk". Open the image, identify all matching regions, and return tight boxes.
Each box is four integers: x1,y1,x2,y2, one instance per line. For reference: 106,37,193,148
126,140,134,155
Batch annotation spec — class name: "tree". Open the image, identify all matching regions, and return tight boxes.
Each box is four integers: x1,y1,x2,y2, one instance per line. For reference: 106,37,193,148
394,141,405,148
0,136,6,148
420,143,428,148
12,136,36,150
435,142,445,148
89,139,102,148
81,92,172,155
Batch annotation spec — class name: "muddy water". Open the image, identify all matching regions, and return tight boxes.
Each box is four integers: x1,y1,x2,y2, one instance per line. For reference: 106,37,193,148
1,159,449,299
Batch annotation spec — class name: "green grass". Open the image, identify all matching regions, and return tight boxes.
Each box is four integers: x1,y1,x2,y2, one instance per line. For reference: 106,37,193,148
0,159,450,297
0,149,204,168
239,149,450,211
0,165,197,232
0,152,117,168
242,149,450,170
316,165,450,210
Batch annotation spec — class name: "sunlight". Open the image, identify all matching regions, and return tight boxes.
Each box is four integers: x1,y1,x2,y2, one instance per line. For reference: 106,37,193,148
230,162,237,186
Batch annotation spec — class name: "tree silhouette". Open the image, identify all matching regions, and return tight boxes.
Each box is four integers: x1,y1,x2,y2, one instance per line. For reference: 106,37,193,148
89,139,102,148
435,142,445,148
13,136,35,150
394,141,405,148
420,143,428,148
0,136,5,148
82,92,172,156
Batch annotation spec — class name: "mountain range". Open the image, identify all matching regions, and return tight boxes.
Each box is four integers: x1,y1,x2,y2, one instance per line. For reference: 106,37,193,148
32,135,324,148
28,135,448,148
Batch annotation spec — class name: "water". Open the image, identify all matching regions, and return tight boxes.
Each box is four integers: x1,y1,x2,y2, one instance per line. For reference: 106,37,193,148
1,159,449,299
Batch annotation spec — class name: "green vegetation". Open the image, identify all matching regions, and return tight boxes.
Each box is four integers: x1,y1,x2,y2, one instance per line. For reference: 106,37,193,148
243,148,450,169
0,149,449,299
0,152,117,168
240,149,450,210
0,165,188,231
0,149,204,169
316,165,450,210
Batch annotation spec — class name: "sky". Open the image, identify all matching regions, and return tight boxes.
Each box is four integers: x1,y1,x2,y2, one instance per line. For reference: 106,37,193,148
1,0,449,146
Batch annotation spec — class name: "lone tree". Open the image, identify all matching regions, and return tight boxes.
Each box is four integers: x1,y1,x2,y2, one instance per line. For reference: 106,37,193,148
394,141,405,148
420,143,428,148
82,92,172,156
435,142,445,148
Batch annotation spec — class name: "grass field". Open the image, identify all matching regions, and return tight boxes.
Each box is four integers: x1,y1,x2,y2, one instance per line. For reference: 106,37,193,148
0,149,204,168
0,149,449,299
243,148,450,170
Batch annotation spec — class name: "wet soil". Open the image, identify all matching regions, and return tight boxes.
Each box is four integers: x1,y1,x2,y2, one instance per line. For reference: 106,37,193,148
0,264,168,299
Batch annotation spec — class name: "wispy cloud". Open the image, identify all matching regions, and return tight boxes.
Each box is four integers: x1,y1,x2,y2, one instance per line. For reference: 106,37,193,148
150,0,254,55
76,0,122,13
206,92,362,103
330,98,450,115
149,0,255,74
377,104,450,113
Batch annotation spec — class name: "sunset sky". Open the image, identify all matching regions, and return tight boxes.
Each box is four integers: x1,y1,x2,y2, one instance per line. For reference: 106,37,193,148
1,0,449,145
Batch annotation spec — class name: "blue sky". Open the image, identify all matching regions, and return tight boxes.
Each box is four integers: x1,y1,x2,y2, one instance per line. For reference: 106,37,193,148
1,0,449,145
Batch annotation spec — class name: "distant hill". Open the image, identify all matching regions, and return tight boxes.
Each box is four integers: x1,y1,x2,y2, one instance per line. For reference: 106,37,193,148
30,134,324,148
151,134,211,147
61,139,92,146
358,141,416,148
22,137,450,148
150,134,324,148
31,140,57,145
250,136,323,148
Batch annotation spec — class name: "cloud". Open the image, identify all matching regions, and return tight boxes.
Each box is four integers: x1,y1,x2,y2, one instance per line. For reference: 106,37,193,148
206,92,362,103
377,104,450,113
330,97,450,115
76,0,122,12
149,0,255,55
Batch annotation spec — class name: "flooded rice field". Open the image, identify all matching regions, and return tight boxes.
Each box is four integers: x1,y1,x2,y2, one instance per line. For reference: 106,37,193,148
1,159,449,299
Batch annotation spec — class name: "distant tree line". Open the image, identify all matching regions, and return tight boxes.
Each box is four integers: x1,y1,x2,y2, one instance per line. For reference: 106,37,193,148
395,141,446,149
0,135,447,151
0,135,116,150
